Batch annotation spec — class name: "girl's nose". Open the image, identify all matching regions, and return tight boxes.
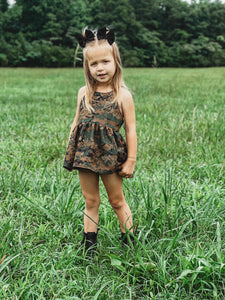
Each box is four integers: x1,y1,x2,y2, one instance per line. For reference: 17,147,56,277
97,63,104,71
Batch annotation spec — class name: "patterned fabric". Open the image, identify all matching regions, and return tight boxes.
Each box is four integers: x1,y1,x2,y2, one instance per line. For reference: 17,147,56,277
63,91,127,174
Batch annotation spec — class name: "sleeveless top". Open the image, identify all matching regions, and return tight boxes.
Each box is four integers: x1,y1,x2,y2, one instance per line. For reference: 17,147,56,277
63,91,127,174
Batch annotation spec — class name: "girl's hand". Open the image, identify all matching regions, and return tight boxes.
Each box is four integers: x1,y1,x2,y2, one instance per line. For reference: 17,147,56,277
118,159,136,178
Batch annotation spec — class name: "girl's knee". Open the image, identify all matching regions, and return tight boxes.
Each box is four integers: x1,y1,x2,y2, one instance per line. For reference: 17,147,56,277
83,192,100,209
109,195,125,210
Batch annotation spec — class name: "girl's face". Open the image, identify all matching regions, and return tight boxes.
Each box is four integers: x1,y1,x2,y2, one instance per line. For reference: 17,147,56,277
87,42,116,87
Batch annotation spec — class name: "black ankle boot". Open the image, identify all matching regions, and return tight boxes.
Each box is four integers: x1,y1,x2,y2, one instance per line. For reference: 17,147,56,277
81,232,98,254
120,232,135,247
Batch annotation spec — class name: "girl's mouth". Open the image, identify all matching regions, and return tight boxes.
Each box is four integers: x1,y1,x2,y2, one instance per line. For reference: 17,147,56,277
98,74,107,78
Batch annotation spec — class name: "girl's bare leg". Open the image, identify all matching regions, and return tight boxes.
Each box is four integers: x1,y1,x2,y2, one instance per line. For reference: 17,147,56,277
100,173,133,233
79,169,100,233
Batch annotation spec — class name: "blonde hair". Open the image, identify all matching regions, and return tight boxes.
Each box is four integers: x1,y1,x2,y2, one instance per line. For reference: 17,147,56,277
83,38,126,111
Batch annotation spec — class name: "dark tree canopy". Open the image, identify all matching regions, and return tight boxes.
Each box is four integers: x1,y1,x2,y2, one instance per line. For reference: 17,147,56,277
0,0,225,67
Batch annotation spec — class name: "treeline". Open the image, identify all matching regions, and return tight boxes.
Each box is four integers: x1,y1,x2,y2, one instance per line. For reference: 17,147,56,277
0,0,225,67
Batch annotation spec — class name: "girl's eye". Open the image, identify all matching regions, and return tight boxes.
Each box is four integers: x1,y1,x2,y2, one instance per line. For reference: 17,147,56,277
91,62,97,66
104,60,109,63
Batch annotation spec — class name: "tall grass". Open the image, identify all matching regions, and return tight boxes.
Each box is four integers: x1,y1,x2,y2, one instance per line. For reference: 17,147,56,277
0,67,225,299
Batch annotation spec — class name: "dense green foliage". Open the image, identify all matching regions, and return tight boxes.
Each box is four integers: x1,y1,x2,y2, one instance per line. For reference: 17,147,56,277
0,68,225,298
0,0,225,67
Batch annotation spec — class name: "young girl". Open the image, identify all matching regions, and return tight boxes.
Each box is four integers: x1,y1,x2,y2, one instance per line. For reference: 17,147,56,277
63,27,137,253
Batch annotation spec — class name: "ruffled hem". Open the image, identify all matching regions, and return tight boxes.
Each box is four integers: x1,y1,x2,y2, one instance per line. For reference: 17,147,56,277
63,165,115,175
63,121,127,174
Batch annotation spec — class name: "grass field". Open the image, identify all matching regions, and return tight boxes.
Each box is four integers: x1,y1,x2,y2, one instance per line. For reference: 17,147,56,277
0,67,225,299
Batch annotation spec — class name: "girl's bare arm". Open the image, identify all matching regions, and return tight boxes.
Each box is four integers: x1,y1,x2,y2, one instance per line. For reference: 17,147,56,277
68,86,85,137
119,89,137,177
